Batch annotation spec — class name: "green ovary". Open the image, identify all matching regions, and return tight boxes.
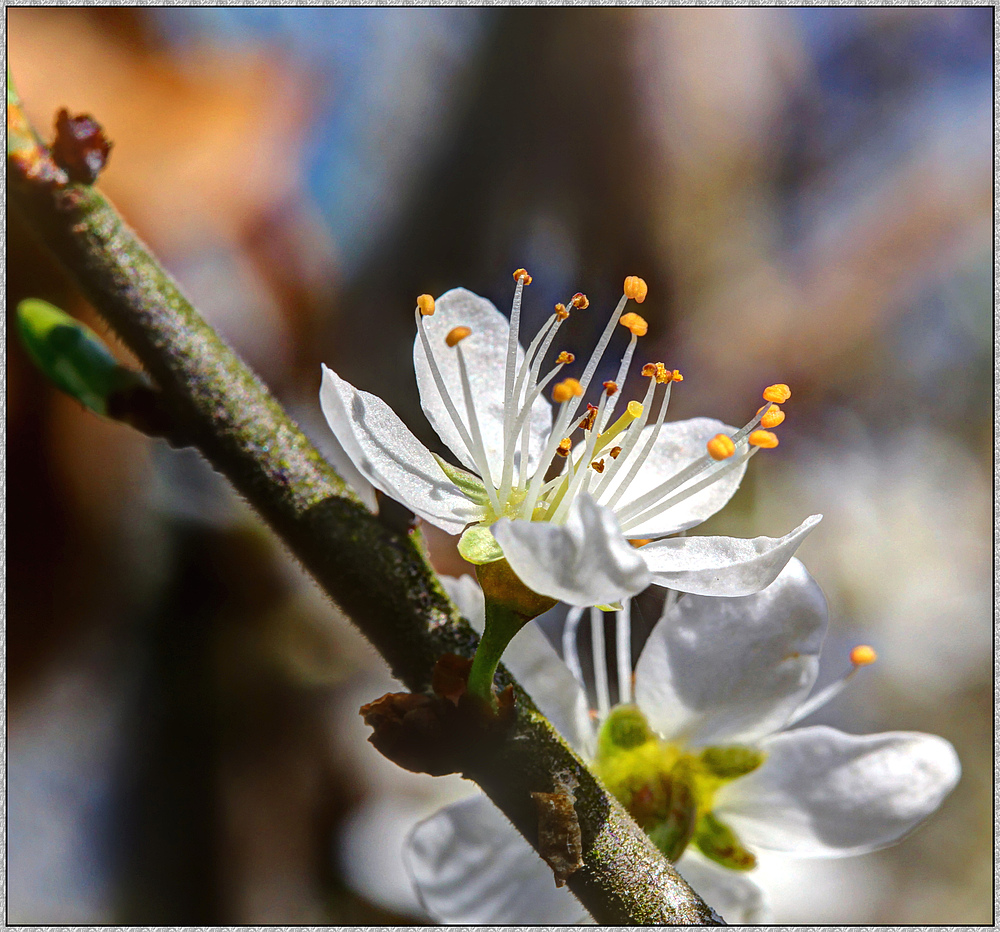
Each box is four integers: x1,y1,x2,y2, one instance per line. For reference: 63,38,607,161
593,705,764,871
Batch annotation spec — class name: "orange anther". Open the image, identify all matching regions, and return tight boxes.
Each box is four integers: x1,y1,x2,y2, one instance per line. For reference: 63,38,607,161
748,429,779,449
446,326,472,347
629,538,651,548
620,312,648,337
513,268,532,285
707,434,736,461
850,645,877,667
578,404,598,432
557,351,576,365
669,369,683,382
609,446,622,459
623,276,648,303
760,405,785,429
590,459,606,473
552,378,584,403
554,303,569,321
416,294,435,316
641,363,657,378
556,438,573,457
603,380,618,396
763,383,791,403
571,293,589,309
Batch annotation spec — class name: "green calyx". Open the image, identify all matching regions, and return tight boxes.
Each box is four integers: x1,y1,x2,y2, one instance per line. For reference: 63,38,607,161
464,560,557,708
593,704,764,870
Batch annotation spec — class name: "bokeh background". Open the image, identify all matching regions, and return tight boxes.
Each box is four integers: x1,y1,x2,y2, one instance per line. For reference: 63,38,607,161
6,7,993,924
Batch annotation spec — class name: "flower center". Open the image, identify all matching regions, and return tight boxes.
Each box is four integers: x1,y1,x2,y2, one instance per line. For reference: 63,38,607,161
417,272,791,549
593,704,763,870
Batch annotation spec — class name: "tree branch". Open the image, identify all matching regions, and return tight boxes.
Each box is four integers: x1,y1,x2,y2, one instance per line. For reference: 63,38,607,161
7,92,722,925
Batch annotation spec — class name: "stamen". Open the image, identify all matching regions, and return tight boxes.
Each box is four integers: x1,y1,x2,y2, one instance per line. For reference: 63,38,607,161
591,607,611,718
446,326,472,347
618,445,757,533
556,438,572,457
591,459,606,473
563,293,631,425
850,644,877,666
550,390,613,523
571,293,589,309
623,275,648,303
513,268,533,285
615,601,632,705
557,351,576,365
757,404,785,429
579,404,598,433
748,429,779,448
553,378,584,404
591,378,659,504
415,309,478,466
707,434,736,461
452,341,502,510
503,273,529,464
619,312,648,337
562,607,587,690
609,446,622,459
599,377,674,510
603,381,618,395
629,538,651,548
763,383,791,403
554,303,569,321
416,294,435,316
785,645,877,727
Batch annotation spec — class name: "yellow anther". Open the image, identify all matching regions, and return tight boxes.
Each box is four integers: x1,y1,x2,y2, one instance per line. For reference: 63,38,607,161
707,434,736,461
609,446,622,459
668,369,683,382
603,380,618,396
654,362,670,384
554,303,569,321
446,326,472,347
513,268,533,285
850,645,878,667
416,294,435,316
763,383,791,403
748,429,779,449
557,351,576,365
760,405,785,429
571,293,589,309
552,378,584,403
629,538,651,548
555,438,573,457
591,459,606,473
619,312,648,337
623,275,648,303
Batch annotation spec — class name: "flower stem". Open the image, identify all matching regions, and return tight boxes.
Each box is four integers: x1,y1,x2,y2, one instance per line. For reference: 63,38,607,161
466,598,526,707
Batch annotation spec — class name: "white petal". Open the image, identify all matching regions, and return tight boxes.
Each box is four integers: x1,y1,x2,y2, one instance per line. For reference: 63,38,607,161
715,726,961,857
441,576,592,751
493,495,651,607
414,288,552,479
639,514,822,596
601,418,747,537
320,365,483,534
675,850,770,924
405,795,592,924
634,558,828,746
318,418,378,512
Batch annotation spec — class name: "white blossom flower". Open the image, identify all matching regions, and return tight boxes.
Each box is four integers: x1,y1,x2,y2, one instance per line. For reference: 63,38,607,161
403,565,961,924
321,272,819,607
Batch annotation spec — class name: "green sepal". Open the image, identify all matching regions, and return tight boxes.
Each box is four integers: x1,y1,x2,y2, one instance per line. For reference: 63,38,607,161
17,298,143,415
458,524,504,564
699,745,766,779
597,704,657,755
595,601,624,612
432,454,491,506
693,811,757,871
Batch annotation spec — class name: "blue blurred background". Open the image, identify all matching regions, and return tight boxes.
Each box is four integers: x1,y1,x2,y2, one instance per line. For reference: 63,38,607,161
7,7,992,923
